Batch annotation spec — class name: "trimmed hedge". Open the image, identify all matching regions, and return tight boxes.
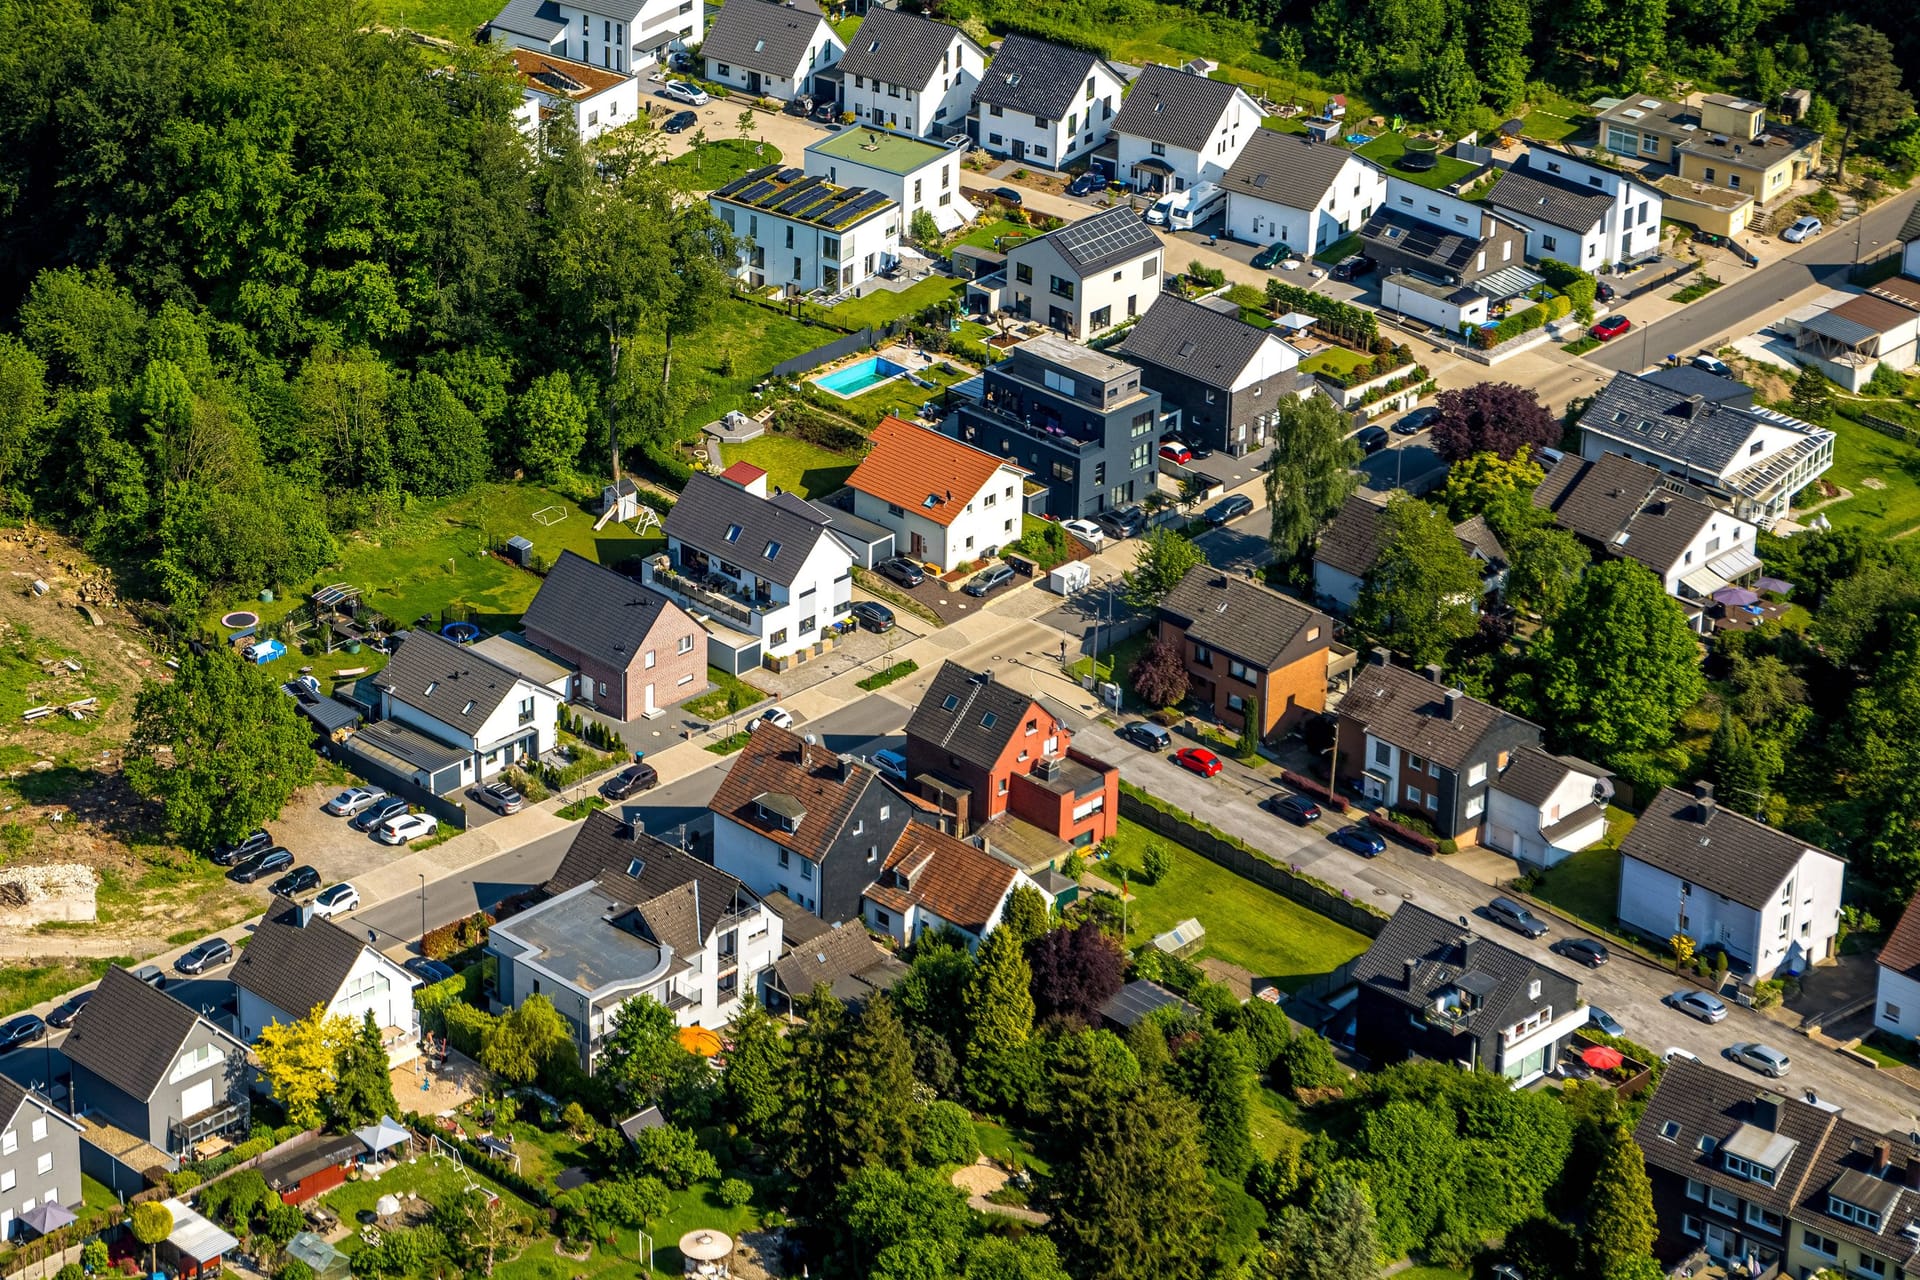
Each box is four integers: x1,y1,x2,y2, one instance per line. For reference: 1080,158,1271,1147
1366,810,1437,854
1471,293,1571,349
1280,770,1349,813
443,1001,497,1058
422,911,494,961
1262,280,1378,346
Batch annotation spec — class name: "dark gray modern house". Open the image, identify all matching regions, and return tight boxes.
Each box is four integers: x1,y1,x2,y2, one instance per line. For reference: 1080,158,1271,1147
0,1078,83,1240
1119,294,1308,457
947,333,1163,519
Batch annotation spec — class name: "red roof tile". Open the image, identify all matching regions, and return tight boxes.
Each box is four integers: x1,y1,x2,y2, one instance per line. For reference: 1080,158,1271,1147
846,417,1026,528
865,824,1019,937
719,461,768,485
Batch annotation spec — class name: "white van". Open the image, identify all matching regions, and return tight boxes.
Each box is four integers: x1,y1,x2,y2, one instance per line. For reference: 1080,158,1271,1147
1167,181,1225,230
1144,193,1178,226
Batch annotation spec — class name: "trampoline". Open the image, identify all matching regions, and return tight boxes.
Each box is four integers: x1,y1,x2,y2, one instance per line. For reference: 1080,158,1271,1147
440,621,480,644
220,611,259,630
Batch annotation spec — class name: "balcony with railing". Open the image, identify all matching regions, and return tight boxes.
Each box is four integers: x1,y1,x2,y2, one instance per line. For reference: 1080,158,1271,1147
169,1096,250,1154
970,393,1101,453
645,563,765,631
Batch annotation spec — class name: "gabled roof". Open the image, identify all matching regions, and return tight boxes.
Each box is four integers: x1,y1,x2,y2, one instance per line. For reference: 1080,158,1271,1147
376,630,542,739
232,898,400,1022
1157,566,1331,673
1578,371,1828,481
664,472,845,587
846,417,1026,528
1119,294,1290,390
489,0,566,42
709,722,885,861
700,0,833,77
1313,492,1388,579
1342,658,1540,772
1223,129,1374,214
1488,156,1618,233
1452,515,1507,570
971,35,1113,122
906,663,1054,773
1619,784,1842,911
0,1079,73,1139
1492,746,1609,808
1637,365,1756,408
1353,903,1579,1041
1111,64,1253,152
863,823,1020,937
772,920,908,1003
1017,205,1163,276
64,966,238,1102
1532,451,1722,575
1878,897,1920,981
1900,201,1920,246
836,8,977,88
545,809,761,944
522,551,694,672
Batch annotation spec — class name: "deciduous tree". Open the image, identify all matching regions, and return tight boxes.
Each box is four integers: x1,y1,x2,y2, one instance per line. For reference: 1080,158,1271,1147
1430,382,1560,463
599,994,698,1107
1130,635,1190,709
1028,924,1125,1027
1504,524,1591,620
513,370,589,482
254,1006,354,1128
1353,494,1483,668
479,994,574,1085
1439,447,1545,523
1123,527,1205,607
131,1202,174,1274
1265,393,1361,566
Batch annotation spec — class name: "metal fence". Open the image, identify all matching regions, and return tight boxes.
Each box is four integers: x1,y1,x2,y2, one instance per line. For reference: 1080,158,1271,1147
329,739,469,831
769,322,907,380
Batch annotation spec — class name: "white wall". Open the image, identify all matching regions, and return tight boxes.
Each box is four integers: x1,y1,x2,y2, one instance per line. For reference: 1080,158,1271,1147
1380,275,1488,332
1524,152,1663,266
841,39,981,139
849,466,1022,571
566,78,641,141
713,197,901,294
705,24,841,101
974,66,1123,169
1313,561,1365,614
804,146,962,227
1659,509,1759,597
1117,136,1206,192
237,947,420,1041
1877,966,1920,1040
1486,770,1607,868
714,817,824,915
1005,235,1162,338
528,0,698,74
1904,242,1920,280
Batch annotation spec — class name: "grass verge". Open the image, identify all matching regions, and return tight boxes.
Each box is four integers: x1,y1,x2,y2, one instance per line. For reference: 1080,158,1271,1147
853,568,944,627
1562,335,1603,355
556,795,609,822
0,958,129,1019
704,730,752,755
855,659,918,691
683,666,771,721
1672,276,1725,303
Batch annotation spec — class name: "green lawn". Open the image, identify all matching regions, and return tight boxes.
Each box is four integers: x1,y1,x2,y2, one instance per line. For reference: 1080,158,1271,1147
974,1119,1054,1176
809,274,967,331
720,434,862,499
1398,1268,1473,1280
1356,134,1482,190
1248,1086,1307,1161
661,138,783,192
654,295,828,437
1097,817,1372,988
1298,347,1373,379
1858,1031,1920,1069
322,1152,533,1227
829,353,978,426
0,957,126,1019
1817,407,1920,538
1068,628,1152,689
1529,829,1629,927
952,217,1037,254
1312,233,1364,265
831,14,863,44
363,0,496,40
683,665,771,720
1519,108,1585,143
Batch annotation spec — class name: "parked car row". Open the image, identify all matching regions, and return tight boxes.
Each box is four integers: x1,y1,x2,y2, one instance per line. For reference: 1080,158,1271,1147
321,786,440,845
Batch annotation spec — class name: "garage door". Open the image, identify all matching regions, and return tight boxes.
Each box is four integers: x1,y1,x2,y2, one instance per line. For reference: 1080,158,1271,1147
181,1078,214,1119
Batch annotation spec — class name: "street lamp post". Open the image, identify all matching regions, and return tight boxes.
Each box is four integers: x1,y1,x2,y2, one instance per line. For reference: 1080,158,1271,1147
418,873,428,951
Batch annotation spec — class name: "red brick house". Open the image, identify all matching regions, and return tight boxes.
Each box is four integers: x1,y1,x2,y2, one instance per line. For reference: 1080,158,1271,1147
521,550,707,720
903,662,1118,848
1154,566,1336,740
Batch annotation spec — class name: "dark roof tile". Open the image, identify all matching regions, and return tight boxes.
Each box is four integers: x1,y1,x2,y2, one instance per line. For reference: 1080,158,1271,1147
64,967,231,1102
1156,566,1331,672
521,551,694,673
1619,785,1842,910
1119,294,1288,390
905,663,1053,773
1353,903,1580,1037
1223,130,1375,214
836,9,976,88
969,34,1107,122
546,809,760,943
231,899,389,1022
663,472,845,588
376,630,539,739
1341,659,1540,771
700,0,833,77
1111,64,1251,152
1313,493,1388,579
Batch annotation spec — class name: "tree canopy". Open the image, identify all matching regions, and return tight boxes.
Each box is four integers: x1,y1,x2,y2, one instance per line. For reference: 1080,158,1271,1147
1264,393,1362,566
1353,494,1483,668
1430,383,1560,464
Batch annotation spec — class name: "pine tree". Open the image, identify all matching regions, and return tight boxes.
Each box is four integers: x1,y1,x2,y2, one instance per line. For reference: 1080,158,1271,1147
331,1011,399,1129
720,997,787,1140
780,985,847,1218
1001,884,1051,945
1265,1174,1380,1280
841,994,920,1174
1705,713,1769,815
1583,1123,1657,1278
1170,1030,1255,1180
964,925,1035,1110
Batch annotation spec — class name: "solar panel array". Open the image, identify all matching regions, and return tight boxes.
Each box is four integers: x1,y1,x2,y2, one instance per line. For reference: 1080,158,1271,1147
1050,208,1157,271
715,167,897,230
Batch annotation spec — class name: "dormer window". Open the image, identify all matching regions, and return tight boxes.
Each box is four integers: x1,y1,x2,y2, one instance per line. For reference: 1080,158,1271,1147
1829,1196,1882,1231
1723,1153,1778,1186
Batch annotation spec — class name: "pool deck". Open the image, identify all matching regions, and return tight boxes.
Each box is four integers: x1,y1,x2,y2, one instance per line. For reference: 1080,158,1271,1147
810,344,947,400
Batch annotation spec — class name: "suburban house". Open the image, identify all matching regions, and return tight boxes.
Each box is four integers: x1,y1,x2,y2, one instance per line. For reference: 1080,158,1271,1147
1110,63,1264,193
862,822,1037,946
1677,94,1823,206
1616,782,1845,979
232,899,424,1063
711,722,916,920
710,165,901,296
1594,92,1706,165
486,0,699,74
363,628,562,790
903,662,1120,848
948,333,1164,519
700,0,842,102
968,33,1124,170
504,48,639,143
1631,1055,1920,1276
1489,150,1663,270
488,810,784,1071
835,8,984,140
1154,566,1337,740
1873,897,1920,1042
1576,370,1835,527
1311,492,1506,615
63,966,249,1181
1220,130,1385,254
1336,650,1543,842
1365,179,1538,333
1532,450,1762,624
0,1080,80,1240
1638,364,1758,410
521,550,706,719
767,913,908,1009
1482,747,1613,868
1902,203,1920,279
1118,294,1307,458
1785,291,1920,391
986,205,1164,340
1351,903,1588,1085
804,128,977,233
648,469,857,669
844,416,1028,570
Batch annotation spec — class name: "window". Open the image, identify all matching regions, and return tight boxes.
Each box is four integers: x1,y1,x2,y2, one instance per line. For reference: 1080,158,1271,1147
0,1170,12,1193
1227,693,1246,713
1228,659,1251,682
1829,1197,1881,1230
1802,1232,1838,1258
1193,644,1212,665
1468,763,1487,786
1541,234,1558,252
770,627,787,647
1015,263,1032,284
1858,1259,1887,1278
1408,754,1426,772
1707,1187,1740,1216
1742,1203,1783,1234
1143,256,1158,278
800,616,816,634
1723,1153,1777,1186
1406,784,1423,804
34,1153,51,1176
1049,275,1075,299
1465,795,1485,818
1887,1002,1903,1022
1150,141,1166,156
29,1119,44,1143
678,634,695,655
1685,1177,1704,1199
874,910,890,929
1375,741,1391,767
1680,1214,1702,1239
1089,305,1111,329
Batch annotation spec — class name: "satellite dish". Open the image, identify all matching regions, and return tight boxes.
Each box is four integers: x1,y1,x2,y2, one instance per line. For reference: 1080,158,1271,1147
804,733,818,745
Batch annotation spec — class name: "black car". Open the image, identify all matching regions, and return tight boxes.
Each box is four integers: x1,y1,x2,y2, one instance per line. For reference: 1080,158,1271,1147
350,795,410,833
1122,721,1172,750
1393,406,1438,436
1555,938,1611,968
46,991,92,1029
662,111,698,134
268,865,323,899
1204,494,1253,526
963,564,1015,597
406,957,458,985
1594,280,1616,303
176,936,234,975
0,1014,45,1053
1355,425,1389,454
602,762,659,800
1330,825,1387,857
1065,173,1103,197
1094,504,1147,540
989,186,1024,206
231,845,294,884
211,829,272,867
1264,793,1322,825
474,781,525,815
812,101,837,123
1332,254,1377,281
784,95,813,117
850,601,895,633
877,556,926,588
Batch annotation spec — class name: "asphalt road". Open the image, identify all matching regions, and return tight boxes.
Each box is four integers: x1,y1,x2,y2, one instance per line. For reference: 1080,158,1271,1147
1589,189,1920,372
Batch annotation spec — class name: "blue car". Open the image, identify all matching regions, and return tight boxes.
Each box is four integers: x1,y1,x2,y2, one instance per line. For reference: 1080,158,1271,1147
1589,1007,1626,1037
1330,825,1386,858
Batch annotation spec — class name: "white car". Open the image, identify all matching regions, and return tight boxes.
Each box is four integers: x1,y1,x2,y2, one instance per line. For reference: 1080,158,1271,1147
376,813,439,846
1664,1046,1702,1065
312,882,361,919
323,787,388,817
759,707,795,730
660,81,710,106
1782,216,1823,243
1060,519,1106,549
1726,1041,1791,1078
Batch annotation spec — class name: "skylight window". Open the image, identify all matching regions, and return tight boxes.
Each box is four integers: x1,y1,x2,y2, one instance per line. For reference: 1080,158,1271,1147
1659,1121,1681,1141
981,712,997,728
943,694,960,710
764,540,781,559
1007,73,1021,86
627,858,643,877
725,523,743,542
754,38,765,52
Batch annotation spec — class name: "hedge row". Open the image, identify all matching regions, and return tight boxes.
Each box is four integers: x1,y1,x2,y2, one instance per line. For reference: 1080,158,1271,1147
443,1001,497,1059
1471,293,1571,349
422,911,494,962
1262,280,1378,345
1280,770,1349,813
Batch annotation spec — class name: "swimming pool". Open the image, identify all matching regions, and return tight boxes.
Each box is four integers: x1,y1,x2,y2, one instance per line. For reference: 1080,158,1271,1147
814,356,909,398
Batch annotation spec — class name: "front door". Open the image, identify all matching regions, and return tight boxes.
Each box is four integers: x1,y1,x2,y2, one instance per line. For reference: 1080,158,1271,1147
748,71,762,94
644,683,656,715
910,531,927,559
1012,138,1026,160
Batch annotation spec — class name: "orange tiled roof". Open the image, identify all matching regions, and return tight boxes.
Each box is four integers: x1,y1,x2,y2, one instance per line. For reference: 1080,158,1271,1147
845,417,1027,528
865,824,1018,937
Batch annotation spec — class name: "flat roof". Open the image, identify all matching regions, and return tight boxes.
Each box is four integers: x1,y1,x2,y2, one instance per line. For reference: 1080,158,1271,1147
713,165,898,231
506,48,630,100
471,633,572,687
1014,332,1135,382
496,883,667,996
807,128,950,175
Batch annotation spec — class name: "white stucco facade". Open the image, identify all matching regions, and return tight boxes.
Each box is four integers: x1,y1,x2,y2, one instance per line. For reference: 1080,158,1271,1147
1617,849,1844,979
1115,85,1261,192
710,190,901,295
841,38,982,139
973,65,1124,169
847,464,1025,572
1876,965,1920,1040
237,946,421,1043
1484,771,1609,869
714,816,823,915
380,674,560,785
492,0,700,75
1495,152,1663,270
705,24,841,101
1224,154,1384,252
1379,273,1489,332
803,134,969,229
860,871,1034,948
1004,234,1163,339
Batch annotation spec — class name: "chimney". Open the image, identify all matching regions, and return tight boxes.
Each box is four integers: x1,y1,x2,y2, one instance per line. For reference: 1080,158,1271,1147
974,669,993,685
1683,394,1706,420
1423,663,1444,684
1693,780,1716,823
1752,1091,1781,1132
623,819,646,841
1371,646,1392,667
1875,1139,1893,1172
1444,689,1463,720
1404,958,1419,989
295,904,314,929
835,754,854,783
1906,1157,1920,1190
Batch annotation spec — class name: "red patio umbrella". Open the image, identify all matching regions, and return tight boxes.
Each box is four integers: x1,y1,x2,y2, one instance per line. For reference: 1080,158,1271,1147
1582,1045,1625,1070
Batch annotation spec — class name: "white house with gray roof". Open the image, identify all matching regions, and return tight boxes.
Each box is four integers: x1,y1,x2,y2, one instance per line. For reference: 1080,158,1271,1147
233,899,423,1062
1484,747,1612,868
1221,130,1385,254
836,9,984,140
700,0,842,102
997,205,1164,339
1111,63,1264,193
368,629,562,787
647,468,855,667
710,164,901,295
487,0,698,76
1489,150,1663,270
968,33,1125,170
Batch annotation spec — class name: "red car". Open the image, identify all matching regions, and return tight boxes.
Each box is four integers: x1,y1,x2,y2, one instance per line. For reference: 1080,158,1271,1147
1590,314,1631,341
1172,747,1222,777
1158,440,1193,466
